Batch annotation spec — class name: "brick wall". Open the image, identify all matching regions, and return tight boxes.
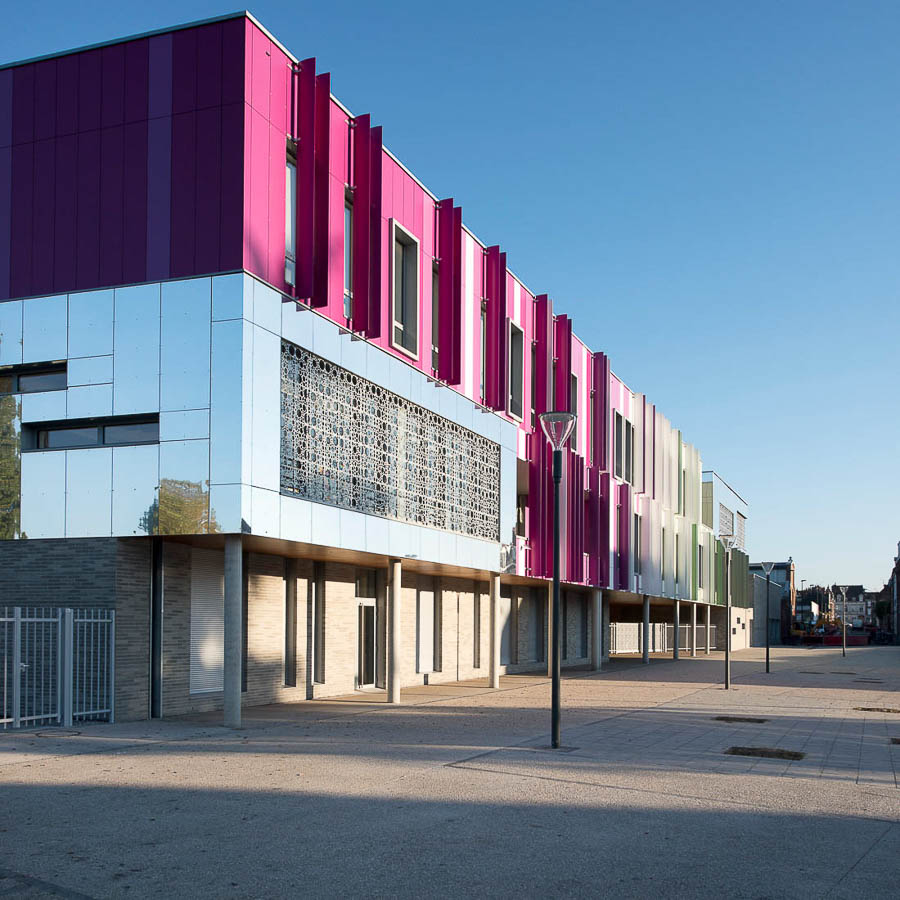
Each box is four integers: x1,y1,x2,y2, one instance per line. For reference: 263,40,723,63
114,539,151,721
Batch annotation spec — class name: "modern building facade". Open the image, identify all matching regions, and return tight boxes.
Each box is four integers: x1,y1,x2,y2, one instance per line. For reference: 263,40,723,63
1,13,747,725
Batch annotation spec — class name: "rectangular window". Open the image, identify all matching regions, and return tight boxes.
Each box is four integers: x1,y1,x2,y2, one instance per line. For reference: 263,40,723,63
516,494,527,538
28,416,159,451
431,265,440,371
391,221,419,356
344,199,353,318
285,150,297,286
0,363,67,395
625,421,633,484
614,412,623,478
569,374,578,451
508,321,524,419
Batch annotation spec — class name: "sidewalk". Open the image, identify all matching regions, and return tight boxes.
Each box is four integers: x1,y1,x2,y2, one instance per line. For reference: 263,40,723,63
1,646,897,898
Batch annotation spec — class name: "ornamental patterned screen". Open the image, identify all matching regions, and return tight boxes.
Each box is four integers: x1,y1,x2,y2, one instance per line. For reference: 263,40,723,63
280,342,501,541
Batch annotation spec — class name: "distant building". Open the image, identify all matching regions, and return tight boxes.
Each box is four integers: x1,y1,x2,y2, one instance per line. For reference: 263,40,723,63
749,559,795,642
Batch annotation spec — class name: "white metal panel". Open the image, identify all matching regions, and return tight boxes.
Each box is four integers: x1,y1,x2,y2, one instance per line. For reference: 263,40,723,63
190,548,225,694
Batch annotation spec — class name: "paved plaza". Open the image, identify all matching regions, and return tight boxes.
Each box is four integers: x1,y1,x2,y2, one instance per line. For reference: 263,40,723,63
1,646,898,898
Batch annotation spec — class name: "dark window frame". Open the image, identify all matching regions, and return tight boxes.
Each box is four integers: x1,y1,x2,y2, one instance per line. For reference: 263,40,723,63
0,362,67,396
23,415,160,452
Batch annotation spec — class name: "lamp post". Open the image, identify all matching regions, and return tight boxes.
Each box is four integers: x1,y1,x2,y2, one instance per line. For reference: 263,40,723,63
722,534,737,689
839,584,848,658
761,562,774,674
539,410,577,750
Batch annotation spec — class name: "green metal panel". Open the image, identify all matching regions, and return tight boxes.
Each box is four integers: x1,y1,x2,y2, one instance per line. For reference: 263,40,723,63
691,523,698,602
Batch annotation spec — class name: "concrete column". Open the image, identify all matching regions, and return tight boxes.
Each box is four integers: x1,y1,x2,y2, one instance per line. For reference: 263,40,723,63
601,591,610,662
590,589,602,670
705,604,711,654
673,599,680,660
642,594,651,664
388,559,402,704
691,602,697,657
546,581,553,677
489,573,501,689
224,535,243,729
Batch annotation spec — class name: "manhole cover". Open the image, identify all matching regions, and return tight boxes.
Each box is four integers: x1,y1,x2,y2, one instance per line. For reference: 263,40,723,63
855,707,900,714
35,729,82,738
725,746,804,761
853,679,884,684
714,716,769,724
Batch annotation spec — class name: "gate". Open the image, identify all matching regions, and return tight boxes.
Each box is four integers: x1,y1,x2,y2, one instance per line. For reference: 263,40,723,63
1,607,115,730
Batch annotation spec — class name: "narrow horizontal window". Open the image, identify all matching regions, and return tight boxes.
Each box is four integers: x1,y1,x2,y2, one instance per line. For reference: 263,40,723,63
0,362,67,395
24,416,159,452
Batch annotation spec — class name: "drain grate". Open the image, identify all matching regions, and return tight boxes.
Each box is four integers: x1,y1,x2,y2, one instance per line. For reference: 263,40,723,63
855,707,900,714
725,746,804,761
714,716,769,724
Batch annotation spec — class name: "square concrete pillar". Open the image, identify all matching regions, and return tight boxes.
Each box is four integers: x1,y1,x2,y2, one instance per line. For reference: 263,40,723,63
489,573,501,689
591,589,602,670
673,599,680,660
691,602,697,657
224,534,243,728
388,559,402,704
642,594,651,664
705,604,711,654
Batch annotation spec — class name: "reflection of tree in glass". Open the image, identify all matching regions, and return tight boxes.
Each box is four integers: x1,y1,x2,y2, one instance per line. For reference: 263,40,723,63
0,394,22,539
143,478,218,535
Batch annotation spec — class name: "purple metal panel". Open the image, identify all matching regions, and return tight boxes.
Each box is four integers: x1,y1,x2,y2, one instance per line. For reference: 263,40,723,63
171,29,198,115
484,246,507,411
533,294,553,417
592,352,609,471
169,111,197,277
9,143,33,297
33,60,57,142
12,66,35,145
598,473,610,587
77,49,102,134
436,199,461,384
55,55,79,136
311,72,331,308
553,315,572,412
351,114,371,332
195,106,221,275
148,34,173,120
101,44,126,128
367,125,382,339
567,451,584,582
123,40,150,123
0,146,10,298
53,134,77,293
145,115,172,280
528,430,551,580
196,25,223,109
122,120,148,284
99,127,125,287
220,17,245,106
617,482,630,590
219,101,243,271
31,139,56,296
0,69,12,147
76,129,101,289
294,57,315,300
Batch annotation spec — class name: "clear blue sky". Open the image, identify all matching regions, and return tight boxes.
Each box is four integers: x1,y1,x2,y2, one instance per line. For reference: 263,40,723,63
4,1,899,589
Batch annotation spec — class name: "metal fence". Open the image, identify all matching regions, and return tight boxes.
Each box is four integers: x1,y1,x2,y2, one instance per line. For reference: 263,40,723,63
610,621,718,655
1,607,114,730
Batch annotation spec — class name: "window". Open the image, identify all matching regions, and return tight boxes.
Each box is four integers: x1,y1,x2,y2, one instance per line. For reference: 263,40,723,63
344,198,353,318
624,421,633,484
0,363,66,395
614,412,623,478
634,514,642,576
698,544,704,590
391,221,419,356
508,321,524,419
285,148,297,286
431,265,439,371
27,416,159,451
569,374,578,451
516,494,527,538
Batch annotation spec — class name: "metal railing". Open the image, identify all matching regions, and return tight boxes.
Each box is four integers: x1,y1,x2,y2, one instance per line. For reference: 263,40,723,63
610,621,718,655
1,607,114,730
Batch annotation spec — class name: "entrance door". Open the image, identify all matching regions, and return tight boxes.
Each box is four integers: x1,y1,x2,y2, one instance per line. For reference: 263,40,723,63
358,604,376,687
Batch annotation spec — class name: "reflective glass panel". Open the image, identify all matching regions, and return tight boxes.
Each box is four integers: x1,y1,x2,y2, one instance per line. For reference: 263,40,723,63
18,370,66,393
39,427,99,449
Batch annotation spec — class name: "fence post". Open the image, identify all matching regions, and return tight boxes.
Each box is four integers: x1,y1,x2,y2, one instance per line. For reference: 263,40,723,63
109,610,116,724
12,608,21,729
61,609,74,728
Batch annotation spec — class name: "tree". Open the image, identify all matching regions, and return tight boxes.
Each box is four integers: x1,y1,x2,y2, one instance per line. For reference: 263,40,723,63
142,478,219,535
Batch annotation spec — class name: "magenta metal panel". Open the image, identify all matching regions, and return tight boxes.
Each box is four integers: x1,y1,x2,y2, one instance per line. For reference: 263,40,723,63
484,246,507,411
99,127,125,288
592,352,609,472
294,57,316,300
553,315,572,413
101,44,126,129
367,125,383,339
617,482,631,590
436,199,461,384
311,72,331,308
567,450,584,582
31,139,55,296
351,114,371,332
266,114,286,290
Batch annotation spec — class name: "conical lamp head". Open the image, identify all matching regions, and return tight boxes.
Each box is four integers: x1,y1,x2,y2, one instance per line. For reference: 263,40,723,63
539,411,576,451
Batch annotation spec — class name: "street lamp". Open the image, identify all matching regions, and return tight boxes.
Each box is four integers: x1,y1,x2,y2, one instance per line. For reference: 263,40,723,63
761,562,775,674
839,584,849,658
539,410,577,749
722,534,737,689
